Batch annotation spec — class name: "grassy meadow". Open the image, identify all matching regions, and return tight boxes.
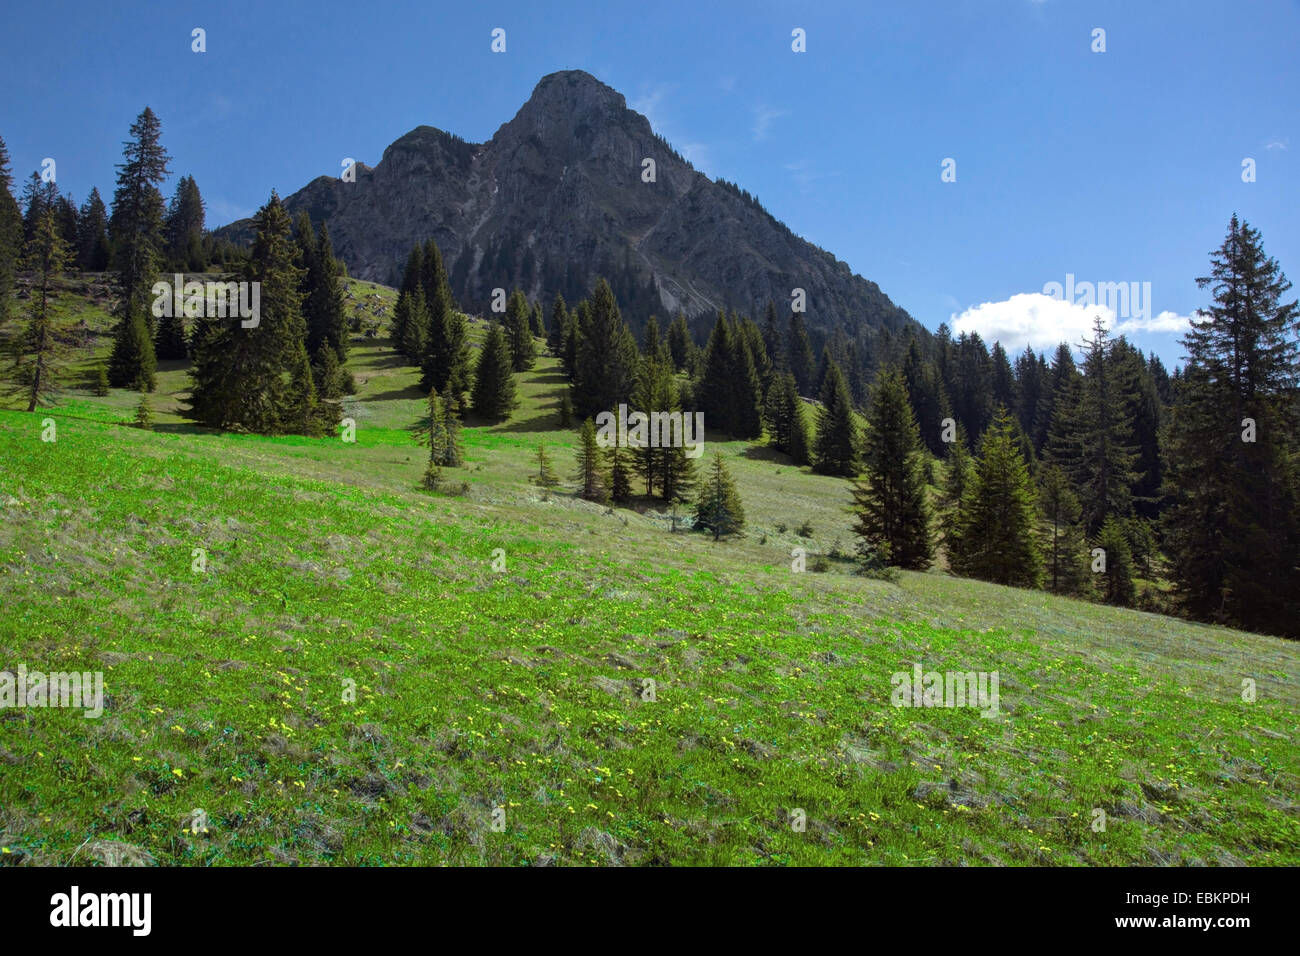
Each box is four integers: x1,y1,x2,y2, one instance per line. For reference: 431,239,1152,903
0,275,1296,866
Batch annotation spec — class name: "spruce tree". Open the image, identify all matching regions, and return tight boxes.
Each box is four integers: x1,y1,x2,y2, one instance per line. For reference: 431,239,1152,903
572,278,637,420
938,425,974,558
812,359,858,476
1094,516,1136,606
0,135,21,330
666,312,691,372
304,221,347,363
164,175,205,270
1163,215,1300,635
504,289,535,371
76,187,110,272
133,389,154,430
694,452,745,541
951,409,1043,587
787,312,816,395
471,323,516,421
531,300,546,339
851,369,934,569
438,383,464,468
11,211,70,411
788,395,812,467
534,443,560,487
186,192,303,432
153,306,187,359
1038,463,1087,594
108,107,169,388
547,292,568,356
93,364,110,396
609,444,634,503
763,372,798,453
574,417,605,501
400,286,431,364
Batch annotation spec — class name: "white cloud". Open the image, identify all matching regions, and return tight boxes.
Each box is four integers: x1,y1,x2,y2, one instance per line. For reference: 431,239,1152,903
207,197,255,225
950,293,1194,352
1264,139,1288,151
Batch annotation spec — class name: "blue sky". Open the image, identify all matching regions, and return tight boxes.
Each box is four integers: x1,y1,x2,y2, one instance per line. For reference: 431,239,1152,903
2,0,1296,366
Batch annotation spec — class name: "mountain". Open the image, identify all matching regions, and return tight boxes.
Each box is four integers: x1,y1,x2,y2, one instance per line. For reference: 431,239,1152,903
216,70,917,340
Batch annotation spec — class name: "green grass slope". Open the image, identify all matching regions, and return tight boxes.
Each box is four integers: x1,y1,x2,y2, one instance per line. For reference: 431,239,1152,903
0,283,1296,866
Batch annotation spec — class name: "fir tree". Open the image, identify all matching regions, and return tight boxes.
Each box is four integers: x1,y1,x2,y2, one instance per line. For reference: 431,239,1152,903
547,292,569,356
851,369,934,569
533,443,560,487
609,444,634,503
938,425,975,557
471,323,517,421
788,395,812,467
307,222,347,363
1163,215,1300,636
76,187,110,272
951,408,1043,587
666,312,691,372
694,452,745,541
558,391,573,428
164,174,205,270
399,286,431,365
1038,463,1087,594
133,389,154,430
504,289,535,371
11,210,70,411
787,312,817,395
572,278,638,420
92,364,110,396
1094,516,1136,606
153,306,187,360
108,107,170,388
812,359,858,476
438,383,464,467
185,192,303,432
0,135,21,330
574,417,606,501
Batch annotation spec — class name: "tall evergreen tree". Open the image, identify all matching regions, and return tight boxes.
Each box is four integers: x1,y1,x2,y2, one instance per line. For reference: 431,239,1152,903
10,211,70,411
1038,463,1087,594
951,408,1043,587
1163,215,1300,636
938,425,975,558
1094,516,1136,606
185,192,303,432
666,311,691,372
76,187,110,272
164,174,205,270
812,359,858,476
572,278,637,420
547,292,569,356
574,417,606,501
851,369,934,568
471,322,517,421
504,289,536,371
787,312,817,395
107,107,169,389
0,135,22,330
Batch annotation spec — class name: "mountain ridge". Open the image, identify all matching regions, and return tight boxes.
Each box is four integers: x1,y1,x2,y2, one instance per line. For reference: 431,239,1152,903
216,70,917,341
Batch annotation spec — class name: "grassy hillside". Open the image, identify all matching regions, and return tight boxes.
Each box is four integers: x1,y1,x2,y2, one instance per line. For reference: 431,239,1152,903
1,280,1297,866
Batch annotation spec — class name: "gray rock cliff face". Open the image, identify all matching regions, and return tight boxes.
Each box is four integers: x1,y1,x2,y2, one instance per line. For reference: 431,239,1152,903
216,70,915,337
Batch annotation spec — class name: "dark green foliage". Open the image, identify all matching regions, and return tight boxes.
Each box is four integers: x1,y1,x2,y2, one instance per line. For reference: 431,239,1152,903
695,452,745,541
574,417,605,501
763,372,801,454
10,211,70,411
0,135,21,329
697,313,762,439
938,425,974,556
951,408,1043,588
1038,463,1087,594
76,187,110,272
902,336,951,455
666,312,691,372
787,312,816,395
307,222,347,363
185,192,304,433
1094,516,1136,606
504,289,535,371
609,443,633,503
132,390,154,431
471,323,516,421
1163,215,1300,637
153,306,187,360
420,256,469,403
547,292,568,356
92,364,110,396
572,278,638,421
164,174,205,271
812,359,858,476
851,369,934,569
557,391,573,427
108,107,170,388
